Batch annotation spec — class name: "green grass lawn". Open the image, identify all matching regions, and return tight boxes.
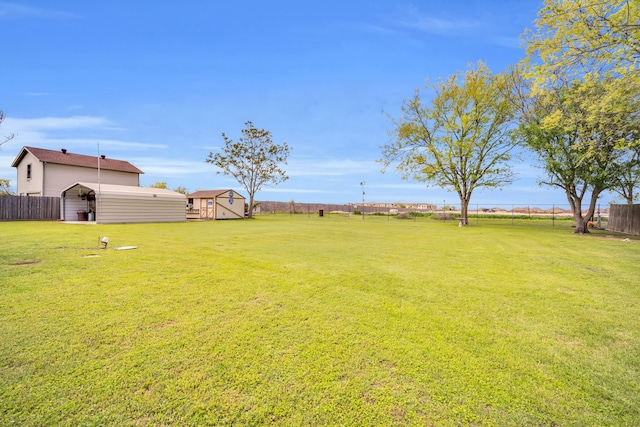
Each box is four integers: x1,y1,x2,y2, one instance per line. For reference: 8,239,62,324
1,217,639,426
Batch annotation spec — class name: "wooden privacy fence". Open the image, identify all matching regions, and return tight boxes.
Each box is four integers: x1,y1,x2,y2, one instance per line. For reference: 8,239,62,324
0,195,61,221
608,204,640,236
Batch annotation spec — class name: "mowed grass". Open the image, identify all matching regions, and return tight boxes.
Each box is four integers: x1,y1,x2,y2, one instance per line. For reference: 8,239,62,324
1,217,639,426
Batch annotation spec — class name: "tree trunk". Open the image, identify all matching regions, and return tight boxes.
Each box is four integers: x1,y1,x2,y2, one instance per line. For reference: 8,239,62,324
570,190,600,234
247,194,254,218
567,192,589,234
459,198,470,226
573,214,589,234
626,185,634,204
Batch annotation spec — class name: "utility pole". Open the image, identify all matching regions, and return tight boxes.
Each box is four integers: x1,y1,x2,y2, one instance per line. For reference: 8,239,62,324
360,181,365,220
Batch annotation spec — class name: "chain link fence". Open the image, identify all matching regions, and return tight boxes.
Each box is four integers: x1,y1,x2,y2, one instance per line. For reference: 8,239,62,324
253,200,610,229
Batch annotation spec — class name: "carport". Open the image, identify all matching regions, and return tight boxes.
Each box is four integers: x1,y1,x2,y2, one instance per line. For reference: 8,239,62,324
61,182,186,224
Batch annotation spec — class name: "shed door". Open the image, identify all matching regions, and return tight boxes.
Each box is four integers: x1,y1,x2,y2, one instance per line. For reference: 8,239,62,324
200,199,214,219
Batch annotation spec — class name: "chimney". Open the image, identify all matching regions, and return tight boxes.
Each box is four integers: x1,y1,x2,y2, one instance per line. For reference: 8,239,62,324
100,154,106,159
61,148,67,154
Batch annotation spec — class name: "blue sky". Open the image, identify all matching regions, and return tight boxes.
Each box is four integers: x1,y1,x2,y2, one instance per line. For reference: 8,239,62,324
1,0,611,207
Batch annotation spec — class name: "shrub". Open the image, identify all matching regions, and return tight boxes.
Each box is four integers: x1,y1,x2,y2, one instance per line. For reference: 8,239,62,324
434,212,459,220
407,211,433,218
396,212,414,220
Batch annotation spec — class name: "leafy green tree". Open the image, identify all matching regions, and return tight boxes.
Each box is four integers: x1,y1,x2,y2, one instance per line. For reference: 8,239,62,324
0,178,13,195
380,62,519,226
149,182,189,194
173,186,189,195
206,121,290,218
523,0,640,90
522,0,640,218
150,181,168,189
611,149,640,204
518,77,639,233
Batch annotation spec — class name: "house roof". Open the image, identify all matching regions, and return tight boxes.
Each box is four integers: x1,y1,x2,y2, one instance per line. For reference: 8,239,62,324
61,182,185,199
187,189,245,199
11,146,144,174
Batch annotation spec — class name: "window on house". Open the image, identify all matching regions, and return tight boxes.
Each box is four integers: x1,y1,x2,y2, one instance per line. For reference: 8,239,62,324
27,164,32,180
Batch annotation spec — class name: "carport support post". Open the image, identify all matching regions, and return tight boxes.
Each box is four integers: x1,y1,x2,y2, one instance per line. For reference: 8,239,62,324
97,142,102,223
360,181,365,220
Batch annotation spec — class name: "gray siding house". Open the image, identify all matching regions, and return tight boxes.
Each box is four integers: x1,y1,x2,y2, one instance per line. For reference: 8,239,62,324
11,146,143,197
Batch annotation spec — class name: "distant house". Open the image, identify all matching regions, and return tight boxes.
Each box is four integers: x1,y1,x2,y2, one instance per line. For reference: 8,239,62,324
186,190,246,220
11,146,143,197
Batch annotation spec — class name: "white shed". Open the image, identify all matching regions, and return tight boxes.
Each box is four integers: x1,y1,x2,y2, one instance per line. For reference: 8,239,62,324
61,182,186,224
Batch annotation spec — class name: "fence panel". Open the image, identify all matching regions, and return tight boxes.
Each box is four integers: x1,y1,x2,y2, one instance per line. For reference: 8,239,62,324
608,204,640,236
252,201,620,230
0,195,61,221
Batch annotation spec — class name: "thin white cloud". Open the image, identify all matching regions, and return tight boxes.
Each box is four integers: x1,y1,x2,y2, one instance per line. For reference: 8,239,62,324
377,4,526,49
1,116,165,151
6,116,115,131
287,158,378,177
132,157,211,176
334,21,401,36
0,2,79,20
318,4,484,43
189,156,378,179
390,5,480,36
397,15,480,35
490,36,523,49
377,183,427,190
260,188,326,194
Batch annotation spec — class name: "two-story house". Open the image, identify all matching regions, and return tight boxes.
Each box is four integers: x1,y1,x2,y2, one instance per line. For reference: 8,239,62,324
11,146,143,197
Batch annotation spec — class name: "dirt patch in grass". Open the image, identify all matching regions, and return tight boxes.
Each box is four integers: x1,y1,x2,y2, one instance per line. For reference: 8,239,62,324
9,260,40,265
603,235,639,242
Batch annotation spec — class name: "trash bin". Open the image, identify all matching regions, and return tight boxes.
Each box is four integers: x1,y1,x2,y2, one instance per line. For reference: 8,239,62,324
318,209,324,217
87,212,94,221
77,210,88,221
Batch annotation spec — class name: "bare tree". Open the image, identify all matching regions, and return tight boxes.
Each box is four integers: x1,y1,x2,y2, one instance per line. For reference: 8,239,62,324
0,178,13,195
0,110,16,147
